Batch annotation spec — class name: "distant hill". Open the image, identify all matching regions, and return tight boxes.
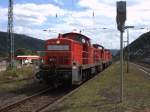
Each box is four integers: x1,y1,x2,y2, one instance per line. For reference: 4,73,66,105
127,31,150,64
109,49,119,56
0,31,45,57
113,31,150,64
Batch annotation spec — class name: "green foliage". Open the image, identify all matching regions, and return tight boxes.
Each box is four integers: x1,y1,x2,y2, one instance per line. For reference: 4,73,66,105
0,67,33,81
0,31,45,57
16,48,37,56
0,66,34,92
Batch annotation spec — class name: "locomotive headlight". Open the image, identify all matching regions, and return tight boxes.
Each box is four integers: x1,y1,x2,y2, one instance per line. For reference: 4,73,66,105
72,66,77,69
35,66,39,69
49,58,54,62
72,62,78,69
56,40,60,44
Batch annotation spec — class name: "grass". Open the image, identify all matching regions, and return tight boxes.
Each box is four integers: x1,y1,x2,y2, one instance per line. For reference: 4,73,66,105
0,66,34,81
0,66,34,92
49,62,150,112
0,80,30,92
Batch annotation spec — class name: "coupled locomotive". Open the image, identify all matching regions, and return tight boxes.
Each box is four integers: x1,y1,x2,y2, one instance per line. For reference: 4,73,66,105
35,32,112,85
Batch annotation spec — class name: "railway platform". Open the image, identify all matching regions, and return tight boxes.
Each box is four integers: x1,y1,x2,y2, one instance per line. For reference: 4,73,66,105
42,62,150,112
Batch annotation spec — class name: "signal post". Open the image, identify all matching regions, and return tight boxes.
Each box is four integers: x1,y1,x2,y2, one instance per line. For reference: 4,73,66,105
116,1,126,103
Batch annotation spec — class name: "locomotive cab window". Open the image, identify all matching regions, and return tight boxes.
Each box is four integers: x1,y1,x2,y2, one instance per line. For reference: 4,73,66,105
47,45,69,51
82,38,86,43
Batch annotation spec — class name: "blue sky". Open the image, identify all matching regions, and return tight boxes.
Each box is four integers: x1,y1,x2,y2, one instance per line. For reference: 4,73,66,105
0,0,150,49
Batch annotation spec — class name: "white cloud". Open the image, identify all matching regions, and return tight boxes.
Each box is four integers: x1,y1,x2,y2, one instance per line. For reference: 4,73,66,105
0,3,66,26
78,0,116,17
76,0,150,49
0,7,8,21
1,0,150,49
127,1,150,26
14,26,58,40
13,3,66,25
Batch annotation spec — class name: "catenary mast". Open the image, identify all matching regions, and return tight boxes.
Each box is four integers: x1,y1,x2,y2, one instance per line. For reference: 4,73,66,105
8,0,15,68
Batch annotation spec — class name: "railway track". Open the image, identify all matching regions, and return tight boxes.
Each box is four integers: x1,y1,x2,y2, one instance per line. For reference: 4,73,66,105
0,85,74,112
131,62,150,76
0,63,108,112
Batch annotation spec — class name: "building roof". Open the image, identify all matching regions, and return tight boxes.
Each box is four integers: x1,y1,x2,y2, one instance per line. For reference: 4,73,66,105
16,55,40,60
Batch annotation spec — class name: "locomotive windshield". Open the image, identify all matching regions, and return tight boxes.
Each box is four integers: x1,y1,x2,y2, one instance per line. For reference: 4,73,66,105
47,45,69,51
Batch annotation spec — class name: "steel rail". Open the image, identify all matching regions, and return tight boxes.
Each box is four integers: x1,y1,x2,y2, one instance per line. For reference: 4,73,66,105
0,88,52,112
131,62,150,76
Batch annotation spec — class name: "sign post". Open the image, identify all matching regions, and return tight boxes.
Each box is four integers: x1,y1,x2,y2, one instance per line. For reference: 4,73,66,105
116,1,126,103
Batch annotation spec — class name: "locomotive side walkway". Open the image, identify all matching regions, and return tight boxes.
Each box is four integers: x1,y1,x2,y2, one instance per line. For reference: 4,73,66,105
43,62,150,112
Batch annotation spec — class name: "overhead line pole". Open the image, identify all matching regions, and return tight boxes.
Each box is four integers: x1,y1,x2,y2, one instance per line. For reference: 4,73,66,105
126,28,129,72
124,25,134,73
8,0,15,68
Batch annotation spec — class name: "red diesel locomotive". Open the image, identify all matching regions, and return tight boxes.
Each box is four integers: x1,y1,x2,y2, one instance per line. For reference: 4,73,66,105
35,32,112,85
